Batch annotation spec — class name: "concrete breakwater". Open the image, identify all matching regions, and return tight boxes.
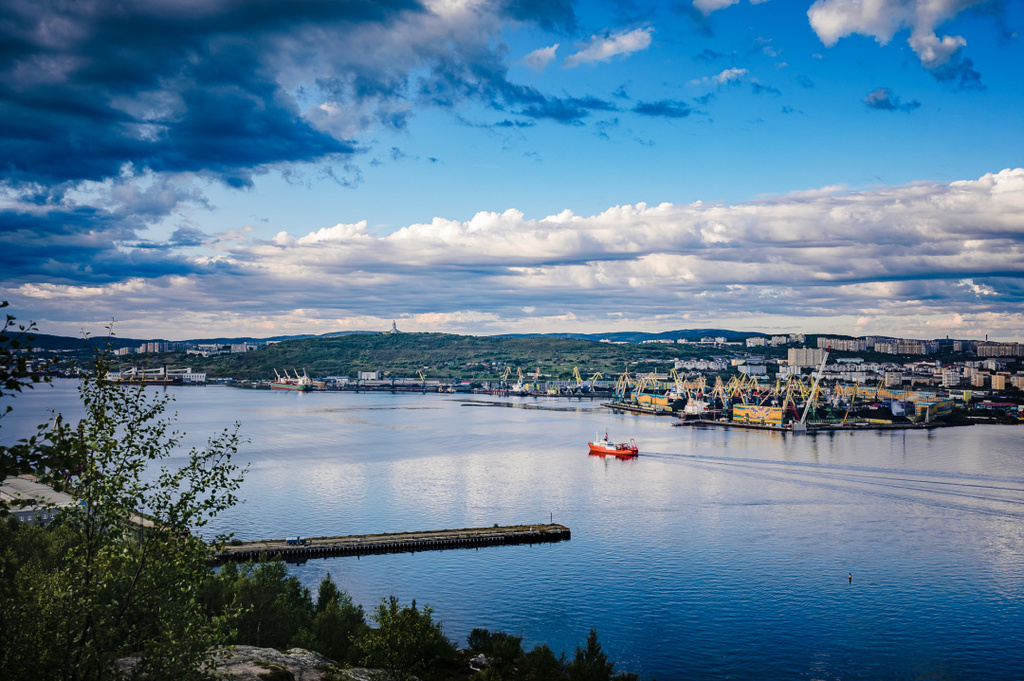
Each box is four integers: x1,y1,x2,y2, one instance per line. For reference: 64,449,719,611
212,523,571,564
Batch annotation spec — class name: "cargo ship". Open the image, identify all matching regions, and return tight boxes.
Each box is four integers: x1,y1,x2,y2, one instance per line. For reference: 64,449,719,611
588,430,639,458
272,369,314,391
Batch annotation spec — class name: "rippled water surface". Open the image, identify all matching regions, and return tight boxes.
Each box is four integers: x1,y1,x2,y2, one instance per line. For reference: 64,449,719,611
4,381,1024,679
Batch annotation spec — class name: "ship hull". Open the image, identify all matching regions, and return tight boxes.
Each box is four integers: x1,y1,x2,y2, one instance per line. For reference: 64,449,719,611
588,441,638,458
271,383,313,391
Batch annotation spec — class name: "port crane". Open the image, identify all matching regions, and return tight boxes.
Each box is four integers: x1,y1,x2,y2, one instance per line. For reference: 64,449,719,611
613,372,633,400
633,371,657,394
273,368,307,382
511,367,527,394
794,347,831,432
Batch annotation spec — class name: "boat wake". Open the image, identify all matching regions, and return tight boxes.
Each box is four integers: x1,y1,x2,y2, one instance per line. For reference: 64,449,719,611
644,451,1024,519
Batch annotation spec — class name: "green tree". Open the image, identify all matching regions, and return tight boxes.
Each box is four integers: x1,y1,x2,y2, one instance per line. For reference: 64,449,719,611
520,643,567,681
357,596,456,680
467,629,571,681
218,560,314,650
467,628,525,679
0,302,64,511
293,573,368,664
0,345,246,681
567,629,614,681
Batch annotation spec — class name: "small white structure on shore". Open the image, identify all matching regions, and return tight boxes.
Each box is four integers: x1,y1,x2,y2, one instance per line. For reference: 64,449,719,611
0,476,77,525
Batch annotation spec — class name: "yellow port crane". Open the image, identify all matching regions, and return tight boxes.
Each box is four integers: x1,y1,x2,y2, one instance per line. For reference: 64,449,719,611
842,381,859,423
638,371,661,393
710,376,728,406
511,367,527,393
680,375,707,401
614,371,633,399
795,346,831,431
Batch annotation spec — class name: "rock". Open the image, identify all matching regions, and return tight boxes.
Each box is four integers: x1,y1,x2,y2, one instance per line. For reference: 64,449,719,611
120,646,403,681
208,646,336,680
208,646,395,681
469,653,490,672
330,668,403,681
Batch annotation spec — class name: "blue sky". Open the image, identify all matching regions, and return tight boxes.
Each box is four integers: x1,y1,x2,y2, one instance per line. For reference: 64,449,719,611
1,0,1022,340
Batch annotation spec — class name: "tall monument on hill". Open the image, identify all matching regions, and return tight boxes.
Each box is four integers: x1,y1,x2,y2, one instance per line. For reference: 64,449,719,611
390,320,399,334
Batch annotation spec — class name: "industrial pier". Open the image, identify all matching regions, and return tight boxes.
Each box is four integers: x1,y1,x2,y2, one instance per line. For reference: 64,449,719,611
673,419,961,432
212,523,571,564
601,402,677,416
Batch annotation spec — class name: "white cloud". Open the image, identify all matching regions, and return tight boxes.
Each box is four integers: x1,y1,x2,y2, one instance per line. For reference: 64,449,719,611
520,44,559,72
10,169,1024,340
296,221,371,245
564,28,653,68
807,0,988,67
690,67,748,87
958,279,997,296
264,0,523,139
693,0,771,16
693,0,739,14
17,279,153,300
714,67,748,84
909,31,966,68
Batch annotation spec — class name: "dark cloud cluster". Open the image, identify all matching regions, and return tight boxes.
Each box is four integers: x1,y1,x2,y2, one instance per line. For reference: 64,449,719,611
864,87,921,112
414,37,616,127
929,53,985,91
0,204,203,283
0,0,613,196
694,48,725,63
519,95,616,124
632,100,692,118
750,82,781,96
0,0,408,188
0,169,217,285
501,0,577,32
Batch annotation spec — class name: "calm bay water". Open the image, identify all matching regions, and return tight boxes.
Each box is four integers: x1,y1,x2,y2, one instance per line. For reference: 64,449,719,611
3,380,1024,679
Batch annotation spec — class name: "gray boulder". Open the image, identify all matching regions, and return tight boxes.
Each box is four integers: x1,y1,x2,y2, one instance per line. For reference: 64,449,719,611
209,646,397,681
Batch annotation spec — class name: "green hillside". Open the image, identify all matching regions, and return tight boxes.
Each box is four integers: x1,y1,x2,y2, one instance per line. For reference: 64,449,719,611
116,332,732,381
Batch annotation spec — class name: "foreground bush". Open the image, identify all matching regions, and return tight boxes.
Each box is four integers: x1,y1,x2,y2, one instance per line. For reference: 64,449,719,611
468,628,638,681
204,561,367,666
357,596,457,679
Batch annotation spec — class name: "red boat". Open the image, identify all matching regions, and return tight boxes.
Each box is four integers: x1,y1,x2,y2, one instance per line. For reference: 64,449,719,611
588,430,638,458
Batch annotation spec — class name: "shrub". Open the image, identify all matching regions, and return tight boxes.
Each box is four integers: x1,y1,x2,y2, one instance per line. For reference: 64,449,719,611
356,596,456,679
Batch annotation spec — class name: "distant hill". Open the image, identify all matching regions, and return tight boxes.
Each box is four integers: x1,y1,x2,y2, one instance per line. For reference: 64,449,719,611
496,329,752,343
27,327,756,351
23,329,379,351
107,331,749,381
22,333,150,351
